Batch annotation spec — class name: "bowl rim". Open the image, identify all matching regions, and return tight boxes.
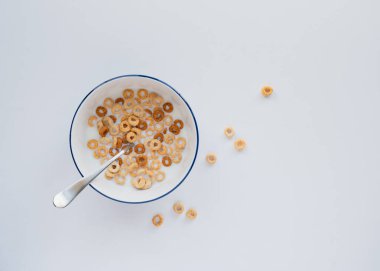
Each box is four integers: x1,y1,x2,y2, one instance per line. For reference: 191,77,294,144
69,74,199,204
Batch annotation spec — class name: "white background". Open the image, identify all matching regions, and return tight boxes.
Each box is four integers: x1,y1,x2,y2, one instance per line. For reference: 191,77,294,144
0,0,379,270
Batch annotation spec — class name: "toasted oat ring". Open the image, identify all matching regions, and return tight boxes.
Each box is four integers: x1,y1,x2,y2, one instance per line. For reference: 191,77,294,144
109,125,119,136
144,109,152,116
97,146,108,157
87,139,98,150
175,137,186,150
152,214,164,227
105,171,115,180
152,96,164,106
162,156,172,167
164,134,175,144
154,122,164,132
103,98,114,108
132,176,146,189
98,126,109,137
131,127,141,136
149,139,162,151
162,102,174,113
111,104,123,115
173,201,184,214
163,115,173,126
154,133,164,142
169,124,180,135
102,116,114,127
114,175,126,185
206,152,217,164
224,127,235,139
261,86,273,97
108,161,120,173
158,145,167,155
133,105,145,118
125,131,137,143
171,152,182,164
109,147,119,157
155,171,165,182
137,88,149,99
124,98,135,109
150,159,161,170
142,178,152,190
88,115,97,127
96,106,107,117
121,144,133,155
153,108,165,122
186,208,197,220
234,138,246,151
99,137,111,145
119,120,131,133
136,155,148,167
128,115,139,126
115,97,124,105
134,144,145,154
123,89,134,99
174,119,184,129
137,120,147,130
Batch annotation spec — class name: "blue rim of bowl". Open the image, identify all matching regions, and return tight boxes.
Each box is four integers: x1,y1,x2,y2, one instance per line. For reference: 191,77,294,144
69,74,199,204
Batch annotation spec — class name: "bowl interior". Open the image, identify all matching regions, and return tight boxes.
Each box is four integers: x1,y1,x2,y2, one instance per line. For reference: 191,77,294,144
70,75,198,203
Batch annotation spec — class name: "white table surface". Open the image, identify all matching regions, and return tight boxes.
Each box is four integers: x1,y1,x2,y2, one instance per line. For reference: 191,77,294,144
1,0,380,270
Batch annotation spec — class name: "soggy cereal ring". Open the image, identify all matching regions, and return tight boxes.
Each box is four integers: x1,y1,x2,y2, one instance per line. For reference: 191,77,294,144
149,139,162,151
169,124,180,135
134,144,145,154
124,98,135,109
261,86,273,97
114,175,126,185
175,137,186,150
137,168,147,176
142,99,152,107
150,159,161,170
186,208,197,220
164,133,175,145
105,171,115,180
174,119,184,129
96,106,107,117
137,120,147,130
119,120,131,133
132,176,146,189
133,105,145,118
163,115,173,127
171,152,182,164
111,104,123,115
99,126,109,137
99,137,111,145
173,201,184,214
224,127,235,139
162,102,173,113
206,153,217,164
108,161,120,173
115,97,124,105
153,108,165,122
162,156,172,167
123,89,134,99
125,131,137,143
137,88,149,99
234,138,246,151
128,115,139,126
155,171,166,182
87,139,98,150
136,155,148,167
152,214,164,227
109,125,119,136
119,166,128,177
103,98,114,108
154,122,164,132
152,96,164,106
88,115,97,127
157,145,167,155
97,146,108,157
109,147,119,157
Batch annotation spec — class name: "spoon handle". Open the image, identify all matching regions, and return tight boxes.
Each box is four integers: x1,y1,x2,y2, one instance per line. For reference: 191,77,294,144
53,150,125,208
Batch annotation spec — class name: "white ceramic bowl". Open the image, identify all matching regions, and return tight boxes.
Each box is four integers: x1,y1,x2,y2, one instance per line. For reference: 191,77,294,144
69,75,199,204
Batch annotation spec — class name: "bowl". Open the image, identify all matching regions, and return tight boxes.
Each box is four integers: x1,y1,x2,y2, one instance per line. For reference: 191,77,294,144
69,75,199,204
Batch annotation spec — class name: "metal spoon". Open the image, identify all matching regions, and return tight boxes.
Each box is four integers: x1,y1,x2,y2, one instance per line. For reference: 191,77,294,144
53,149,127,208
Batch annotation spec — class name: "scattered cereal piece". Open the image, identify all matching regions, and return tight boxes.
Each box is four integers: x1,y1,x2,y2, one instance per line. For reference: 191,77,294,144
96,106,107,117
224,127,235,139
87,139,98,150
261,86,273,97
88,116,97,127
173,201,184,214
186,208,197,220
152,214,164,227
234,138,246,151
206,153,217,164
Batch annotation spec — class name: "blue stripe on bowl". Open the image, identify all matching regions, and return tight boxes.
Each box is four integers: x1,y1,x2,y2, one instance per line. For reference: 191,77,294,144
69,74,199,204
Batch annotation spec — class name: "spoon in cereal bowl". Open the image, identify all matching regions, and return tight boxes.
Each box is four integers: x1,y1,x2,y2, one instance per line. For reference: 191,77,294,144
53,148,127,208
